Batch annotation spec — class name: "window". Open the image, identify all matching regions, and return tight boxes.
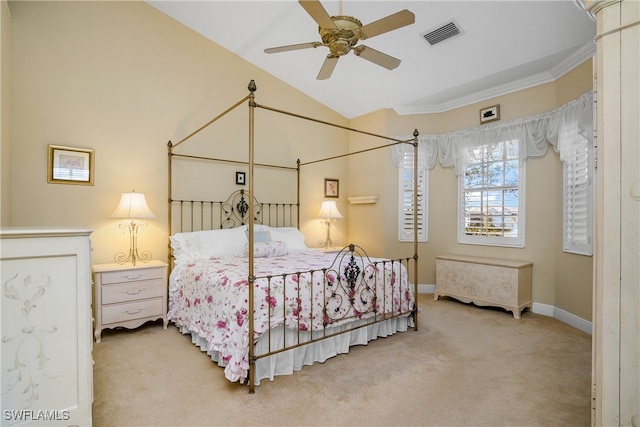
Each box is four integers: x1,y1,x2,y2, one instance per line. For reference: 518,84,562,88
563,133,593,255
459,139,525,247
398,149,427,242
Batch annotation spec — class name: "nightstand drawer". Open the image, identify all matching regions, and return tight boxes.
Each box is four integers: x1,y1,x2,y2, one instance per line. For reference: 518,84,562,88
101,279,164,304
101,267,164,285
102,298,163,324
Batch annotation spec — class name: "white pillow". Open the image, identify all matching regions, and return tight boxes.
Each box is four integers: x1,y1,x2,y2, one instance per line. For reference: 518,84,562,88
171,227,247,260
242,241,288,258
169,233,192,260
268,227,309,253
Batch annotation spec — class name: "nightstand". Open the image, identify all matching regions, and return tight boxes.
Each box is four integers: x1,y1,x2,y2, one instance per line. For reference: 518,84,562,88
92,260,168,343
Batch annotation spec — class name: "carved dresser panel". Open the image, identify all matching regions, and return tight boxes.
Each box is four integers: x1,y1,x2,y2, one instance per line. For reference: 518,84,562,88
1,228,93,426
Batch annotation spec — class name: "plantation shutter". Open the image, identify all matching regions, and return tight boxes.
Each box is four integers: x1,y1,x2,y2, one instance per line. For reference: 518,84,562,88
398,150,427,242
563,135,593,255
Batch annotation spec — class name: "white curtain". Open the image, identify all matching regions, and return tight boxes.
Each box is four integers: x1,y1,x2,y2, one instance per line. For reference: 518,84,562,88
391,135,438,170
392,91,593,174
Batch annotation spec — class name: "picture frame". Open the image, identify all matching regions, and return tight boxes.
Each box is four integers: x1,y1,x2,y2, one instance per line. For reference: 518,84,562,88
324,178,339,198
48,145,94,185
235,171,246,185
480,104,500,124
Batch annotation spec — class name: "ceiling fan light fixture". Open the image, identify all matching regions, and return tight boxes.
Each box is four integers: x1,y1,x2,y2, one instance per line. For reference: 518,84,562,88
330,15,362,30
328,38,352,56
264,0,415,80
320,15,362,49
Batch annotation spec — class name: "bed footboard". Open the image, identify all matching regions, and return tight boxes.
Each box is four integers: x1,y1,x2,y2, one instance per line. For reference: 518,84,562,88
249,243,416,389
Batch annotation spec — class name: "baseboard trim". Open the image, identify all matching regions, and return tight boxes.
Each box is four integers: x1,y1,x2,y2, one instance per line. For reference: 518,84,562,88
418,284,592,335
532,302,592,335
418,284,435,294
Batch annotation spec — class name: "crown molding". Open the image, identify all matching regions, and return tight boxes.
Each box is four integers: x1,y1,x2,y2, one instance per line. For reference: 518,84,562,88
549,41,596,79
584,0,619,14
393,42,596,116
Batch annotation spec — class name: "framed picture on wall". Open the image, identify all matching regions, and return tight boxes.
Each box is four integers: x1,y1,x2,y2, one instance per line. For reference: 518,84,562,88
480,104,500,124
324,178,339,198
236,171,246,185
48,145,94,185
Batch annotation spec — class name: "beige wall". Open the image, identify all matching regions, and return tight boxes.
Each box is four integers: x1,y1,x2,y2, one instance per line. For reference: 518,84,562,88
1,0,11,226
8,1,348,265
7,1,594,321
347,61,594,321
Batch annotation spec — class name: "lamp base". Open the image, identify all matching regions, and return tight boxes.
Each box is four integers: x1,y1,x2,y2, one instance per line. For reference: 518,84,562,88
318,239,340,249
115,220,152,266
318,219,339,249
114,249,152,266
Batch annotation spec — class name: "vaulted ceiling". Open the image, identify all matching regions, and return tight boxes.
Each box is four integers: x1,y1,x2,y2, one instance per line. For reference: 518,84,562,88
148,1,596,119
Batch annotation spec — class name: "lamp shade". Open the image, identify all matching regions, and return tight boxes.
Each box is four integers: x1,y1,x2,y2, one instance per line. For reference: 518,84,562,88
317,200,343,219
111,191,156,219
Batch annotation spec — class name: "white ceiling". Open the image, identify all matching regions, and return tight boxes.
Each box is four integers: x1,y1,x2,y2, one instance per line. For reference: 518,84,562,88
148,0,596,119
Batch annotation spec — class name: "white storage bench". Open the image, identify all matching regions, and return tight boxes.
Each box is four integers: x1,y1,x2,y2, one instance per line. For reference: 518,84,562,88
434,255,532,319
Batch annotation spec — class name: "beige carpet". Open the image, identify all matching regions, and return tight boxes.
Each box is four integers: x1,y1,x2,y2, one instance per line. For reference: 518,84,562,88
92,294,591,427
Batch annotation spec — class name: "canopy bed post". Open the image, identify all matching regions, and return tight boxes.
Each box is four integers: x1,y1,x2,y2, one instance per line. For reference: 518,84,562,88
247,79,257,393
412,128,420,331
167,140,174,264
297,159,301,227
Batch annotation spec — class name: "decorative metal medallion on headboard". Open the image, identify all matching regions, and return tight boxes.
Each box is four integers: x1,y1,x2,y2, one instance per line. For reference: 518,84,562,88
221,189,263,228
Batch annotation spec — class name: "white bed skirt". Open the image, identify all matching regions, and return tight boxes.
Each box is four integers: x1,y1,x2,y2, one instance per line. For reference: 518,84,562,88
176,315,413,386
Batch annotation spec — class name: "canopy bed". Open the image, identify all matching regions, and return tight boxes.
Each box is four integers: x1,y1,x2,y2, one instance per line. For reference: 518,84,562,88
167,80,420,393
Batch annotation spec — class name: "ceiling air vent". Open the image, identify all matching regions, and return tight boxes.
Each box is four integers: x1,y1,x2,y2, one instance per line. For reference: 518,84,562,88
421,21,463,46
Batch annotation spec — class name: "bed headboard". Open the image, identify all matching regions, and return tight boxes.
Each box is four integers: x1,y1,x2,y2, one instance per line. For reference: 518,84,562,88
170,189,298,234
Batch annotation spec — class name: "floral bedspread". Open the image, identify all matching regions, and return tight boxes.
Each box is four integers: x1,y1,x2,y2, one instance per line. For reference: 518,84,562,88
168,250,414,382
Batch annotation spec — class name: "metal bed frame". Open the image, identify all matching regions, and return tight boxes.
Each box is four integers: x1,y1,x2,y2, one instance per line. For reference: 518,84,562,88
167,80,420,393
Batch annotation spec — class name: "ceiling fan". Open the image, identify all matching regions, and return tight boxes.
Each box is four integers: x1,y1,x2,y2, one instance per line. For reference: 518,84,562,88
264,0,415,80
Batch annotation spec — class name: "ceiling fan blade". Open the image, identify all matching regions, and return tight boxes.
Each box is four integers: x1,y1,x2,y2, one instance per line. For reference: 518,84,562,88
317,55,339,80
299,0,336,29
358,9,415,39
264,42,323,54
353,45,401,70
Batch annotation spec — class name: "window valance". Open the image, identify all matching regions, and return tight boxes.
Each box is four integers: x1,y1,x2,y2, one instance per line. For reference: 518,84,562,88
392,90,593,175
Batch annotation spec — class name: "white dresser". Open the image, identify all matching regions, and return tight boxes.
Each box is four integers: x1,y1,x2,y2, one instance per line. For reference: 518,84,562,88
1,228,93,426
435,254,532,319
92,260,168,343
